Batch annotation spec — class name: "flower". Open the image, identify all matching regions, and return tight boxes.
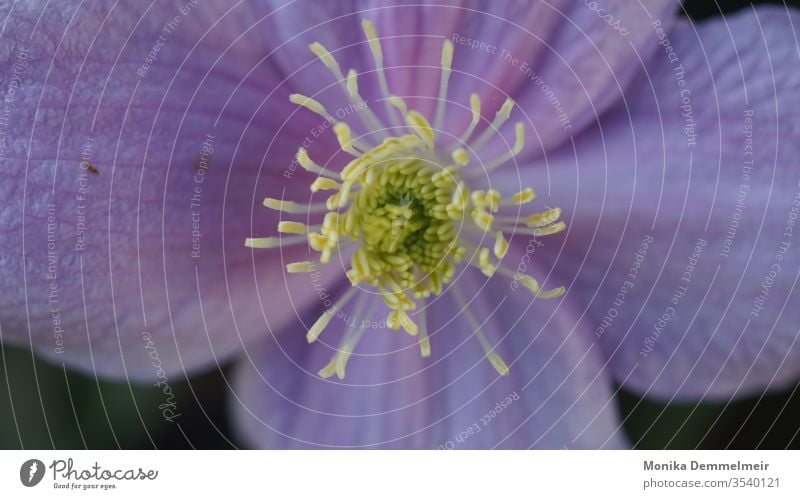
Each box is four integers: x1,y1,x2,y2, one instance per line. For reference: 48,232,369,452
2,1,799,449
248,19,568,379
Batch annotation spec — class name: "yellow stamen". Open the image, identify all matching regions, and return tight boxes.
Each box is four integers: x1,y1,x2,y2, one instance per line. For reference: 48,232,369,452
361,19,400,127
458,93,482,144
471,208,494,231
277,221,308,235
286,261,316,273
433,39,454,130
263,197,327,214
334,122,361,156
307,287,358,343
510,188,536,205
289,94,335,124
405,111,435,149
309,42,344,80
296,148,334,177
451,148,469,167
526,207,562,227
471,97,515,151
494,231,508,259
452,286,509,376
310,177,341,192
244,236,305,249
532,221,567,237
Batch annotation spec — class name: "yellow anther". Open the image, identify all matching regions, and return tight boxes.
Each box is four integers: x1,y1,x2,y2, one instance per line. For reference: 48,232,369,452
457,93,482,144
406,110,435,148
451,148,469,167
419,336,431,358
478,247,491,269
494,231,508,259
322,212,340,230
487,352,510,376
290,94,335,124
296,148,318,172
512,122,525,155
471,208,494,231
388,95,408,115
434,39,455,130
263,198,317,214
308,233,329,251
441,39,454,69
485,189,501,212
309,42,341,75
388,309,418,336
334,122,360,156
346,69,360,99
517,274,541,293
307,311,334,343
449,181,468,212
361,19,382,62
310,177,341,192
516,274,565,299
469,93,481,125
471,190,486,207
526,207,562,227
498,97,515,119
318,358,337,379
511,188,536,205
472,96,515,151
286,261,316,273
537,286,566,299
244,237,282,249
277,221,307,235
532,221,567,237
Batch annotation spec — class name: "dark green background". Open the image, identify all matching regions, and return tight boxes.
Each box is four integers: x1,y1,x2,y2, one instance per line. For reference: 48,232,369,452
2,0,799,449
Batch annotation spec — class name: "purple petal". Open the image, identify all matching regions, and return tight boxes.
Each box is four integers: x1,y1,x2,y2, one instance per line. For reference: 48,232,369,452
0,2,342,379
230,273,625,449
512,7,800,401
368,0,680,154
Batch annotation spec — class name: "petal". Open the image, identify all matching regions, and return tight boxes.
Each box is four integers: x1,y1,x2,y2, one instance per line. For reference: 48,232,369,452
367,0,680,153
517,7,800,401
0,2,341,379
231,272,625,449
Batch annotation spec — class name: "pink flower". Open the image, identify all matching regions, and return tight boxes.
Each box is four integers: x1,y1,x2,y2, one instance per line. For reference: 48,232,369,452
2,1,799,448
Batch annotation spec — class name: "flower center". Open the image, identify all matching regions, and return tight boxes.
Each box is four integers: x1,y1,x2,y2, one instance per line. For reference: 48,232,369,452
246,19,567,379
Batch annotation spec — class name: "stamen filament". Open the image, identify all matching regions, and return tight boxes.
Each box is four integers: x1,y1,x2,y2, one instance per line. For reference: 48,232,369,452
470,97,514,151
457,93,481,144
296,148,337,178
307,286,358,343
362,19,402,128
263,198,328,214
496,265,565,299
452,286,509,376
244,236,306,249
478,122,526,174
289,94,336,124
345,69,389,138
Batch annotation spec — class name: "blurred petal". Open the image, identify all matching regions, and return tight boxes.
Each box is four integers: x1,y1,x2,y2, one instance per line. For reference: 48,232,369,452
516,7,800,401
231,273,625,449
0,2,341,379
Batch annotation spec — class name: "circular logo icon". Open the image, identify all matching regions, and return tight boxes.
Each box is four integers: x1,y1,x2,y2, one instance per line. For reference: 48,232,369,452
20,459,45,487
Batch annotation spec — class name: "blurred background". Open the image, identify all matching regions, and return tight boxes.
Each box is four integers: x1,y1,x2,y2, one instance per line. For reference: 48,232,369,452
2,0,799,450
